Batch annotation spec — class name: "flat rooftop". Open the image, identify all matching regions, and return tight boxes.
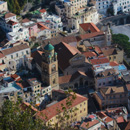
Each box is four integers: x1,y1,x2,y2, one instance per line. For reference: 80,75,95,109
0,82,21,94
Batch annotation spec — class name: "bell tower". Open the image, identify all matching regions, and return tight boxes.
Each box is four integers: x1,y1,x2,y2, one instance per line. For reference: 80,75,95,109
41,42,59,90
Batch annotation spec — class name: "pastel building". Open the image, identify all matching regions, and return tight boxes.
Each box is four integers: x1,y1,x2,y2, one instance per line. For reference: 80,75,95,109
0,1,8,12
0,44,30,71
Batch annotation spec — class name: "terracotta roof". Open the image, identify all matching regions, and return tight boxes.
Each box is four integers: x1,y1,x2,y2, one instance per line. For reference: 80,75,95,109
96,111,106,119
21,18,30,23
94,46,103,54
96,111,113,123
96,68,116,78
90,57,109,65
31,50,43,67
0,52,4,58
101,86,126,94
7,20,18,26
105,116,113,123
37,23,49,30
55,42,81,70
1,44,29,56
110,61,119,66
83,51,97,58
43,35,77,46
36,93,88,121
5,12,16,19
59,71,87,84
77,31,104,41
20,102,38,113
40,9,46,13
59,75,72,84
11,74,21,82
80,120,100,129
0,73,4,77
79,23,100,33
16,82,24,89
101,48,117,56
116,116,125,123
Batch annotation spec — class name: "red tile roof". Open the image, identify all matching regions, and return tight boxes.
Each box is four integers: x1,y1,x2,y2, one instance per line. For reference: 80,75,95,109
20,102,38,113
96,111,106,119
79,23,100,33
77,31,104,41
37,23,49,30
0,73,4,77
5,12,16,19
83,51,97,58
59,71,87,84
11,74,21,81
36,93,88,121
105,116,113,123
116,116,125,123
59,75,72,84
40,9,46,13
90,57,109,65
94,46,103,54
96,111,113,123
80,120,100,129
110,61,119,66
21,18,30,23
55,42,81,70
16,82,24,89
0,52,4,58
7,20,18,26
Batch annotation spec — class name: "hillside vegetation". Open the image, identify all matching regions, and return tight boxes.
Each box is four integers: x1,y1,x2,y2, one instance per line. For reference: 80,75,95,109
5,0,41,14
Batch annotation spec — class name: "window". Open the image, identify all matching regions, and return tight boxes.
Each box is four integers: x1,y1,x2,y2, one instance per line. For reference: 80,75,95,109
16,53,18,57
26,50,29,54
53,79,56,84
51,64,56,72
11,55,13,59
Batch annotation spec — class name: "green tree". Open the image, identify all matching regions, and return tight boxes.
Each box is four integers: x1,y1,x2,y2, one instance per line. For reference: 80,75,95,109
112,33,130,57
0,99,43,130
0,90,78,130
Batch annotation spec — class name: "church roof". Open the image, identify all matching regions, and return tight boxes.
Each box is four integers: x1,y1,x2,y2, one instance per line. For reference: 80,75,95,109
44,42,54,51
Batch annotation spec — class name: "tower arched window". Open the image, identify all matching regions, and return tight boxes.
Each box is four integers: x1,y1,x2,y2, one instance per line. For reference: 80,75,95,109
52,64,56,73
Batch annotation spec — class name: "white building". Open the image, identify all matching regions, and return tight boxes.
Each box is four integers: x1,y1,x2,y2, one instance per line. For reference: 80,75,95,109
113,0,130,15
95,0,113,15
95,0,130,15
6,27,29,42
0,1,8,12
37,22,51,39
0,44,31,71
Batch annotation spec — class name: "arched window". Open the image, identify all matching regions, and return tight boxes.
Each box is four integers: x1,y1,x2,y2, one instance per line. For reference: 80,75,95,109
51,64,56,72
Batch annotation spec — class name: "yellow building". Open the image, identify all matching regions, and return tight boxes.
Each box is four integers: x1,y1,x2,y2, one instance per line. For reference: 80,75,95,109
36,93,88,127
101,46,124,64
